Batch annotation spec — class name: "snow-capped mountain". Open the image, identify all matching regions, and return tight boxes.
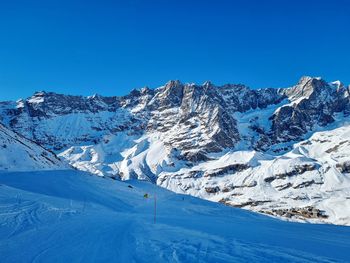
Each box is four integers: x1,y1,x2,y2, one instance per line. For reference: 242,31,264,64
0,76,349,225
0,123,68,171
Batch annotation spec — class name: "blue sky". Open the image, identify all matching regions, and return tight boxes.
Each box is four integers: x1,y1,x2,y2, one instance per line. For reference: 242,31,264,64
0,0,349,100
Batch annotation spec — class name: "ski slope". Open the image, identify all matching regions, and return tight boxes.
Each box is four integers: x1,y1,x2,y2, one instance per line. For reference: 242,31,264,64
0,171,349,262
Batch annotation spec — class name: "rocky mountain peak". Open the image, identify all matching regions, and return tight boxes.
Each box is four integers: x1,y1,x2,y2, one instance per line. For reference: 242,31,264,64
153,80,184,109
1,76,349,156
164,80,182,89
27,91,47,103
128,88,141,97
88,93,103,100
330,80,345,89
32,90,47,96
297,75,319,85
283,76,331,101
202,81,213,87
140,86,151,94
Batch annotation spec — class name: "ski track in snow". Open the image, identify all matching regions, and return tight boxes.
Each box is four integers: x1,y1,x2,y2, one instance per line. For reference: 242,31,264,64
0,170,349,262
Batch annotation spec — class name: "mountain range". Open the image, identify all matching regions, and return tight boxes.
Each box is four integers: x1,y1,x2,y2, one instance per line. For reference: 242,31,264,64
1,76,349,225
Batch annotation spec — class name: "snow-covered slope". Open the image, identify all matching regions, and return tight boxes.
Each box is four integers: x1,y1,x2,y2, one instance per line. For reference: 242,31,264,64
0,170,349,262
158,125,350,226
57,117,350,225
0,123,68,171
1,76,350,225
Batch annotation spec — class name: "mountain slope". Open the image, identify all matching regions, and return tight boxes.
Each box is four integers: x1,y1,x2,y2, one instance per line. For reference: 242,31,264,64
0,123,68,171
0,76,349,225
158,125,350,225
0,170,349,262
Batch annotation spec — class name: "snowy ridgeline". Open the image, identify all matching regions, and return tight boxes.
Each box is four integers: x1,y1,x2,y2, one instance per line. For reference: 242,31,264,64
0,170,349,262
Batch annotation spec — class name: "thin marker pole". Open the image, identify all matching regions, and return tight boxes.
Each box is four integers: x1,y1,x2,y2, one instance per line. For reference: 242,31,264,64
154,193,157,224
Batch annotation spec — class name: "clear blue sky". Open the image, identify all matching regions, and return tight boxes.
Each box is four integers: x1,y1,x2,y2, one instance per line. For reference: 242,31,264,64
0,0,349,100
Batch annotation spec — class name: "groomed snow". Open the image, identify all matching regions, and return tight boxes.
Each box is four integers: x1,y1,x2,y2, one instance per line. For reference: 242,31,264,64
0,170,349,262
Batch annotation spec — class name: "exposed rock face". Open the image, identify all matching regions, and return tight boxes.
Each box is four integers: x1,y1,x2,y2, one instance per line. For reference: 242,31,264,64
3,76,348,158
3,76,347,157
0,79,285,160
2,91,150,151
147,81,241,159
1,76,350,225
266,207,328,220
268,77,350,147
204,164,250,177
205,186,220,194
264,163,318,183
217,84,285,113
336,161,350,173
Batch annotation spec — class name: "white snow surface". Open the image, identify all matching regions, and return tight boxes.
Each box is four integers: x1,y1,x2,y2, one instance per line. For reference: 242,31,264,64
158,125,350,226
0,124,68,171
0,170,349,262
60,125,350,225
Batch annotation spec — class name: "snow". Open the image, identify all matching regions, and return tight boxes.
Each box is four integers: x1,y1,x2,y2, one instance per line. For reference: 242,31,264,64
0,170,349,262
0,124,68,171
1,78,350,226
60,131,183,181
233,99,288,150
158,125,350,226
27,96,44,104
330,80,344,88
15,99,25,109
57,118,350,225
